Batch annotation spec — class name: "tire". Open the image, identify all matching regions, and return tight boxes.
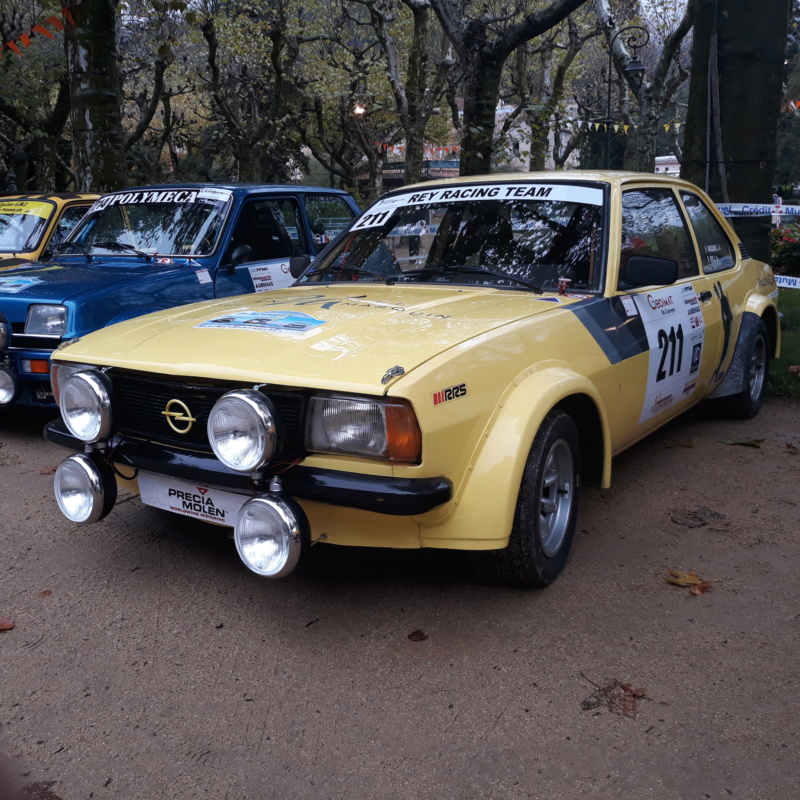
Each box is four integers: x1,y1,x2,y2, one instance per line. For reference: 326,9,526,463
476,409,581,587
724,319,769,419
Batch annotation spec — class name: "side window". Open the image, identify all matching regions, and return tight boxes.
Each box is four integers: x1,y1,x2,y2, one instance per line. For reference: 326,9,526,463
680,192,736,273
58,205,91,237
229,198,309,262
304,195,356,247
620,188,698,284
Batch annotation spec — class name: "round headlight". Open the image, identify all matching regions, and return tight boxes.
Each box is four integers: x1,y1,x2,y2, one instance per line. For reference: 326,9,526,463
59,370,114,443
54,453,117,524
0,368,20,405
208,390,278,472
234,495,304,578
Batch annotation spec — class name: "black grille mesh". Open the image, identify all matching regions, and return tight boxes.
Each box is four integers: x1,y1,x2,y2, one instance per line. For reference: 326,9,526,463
111,372,306,457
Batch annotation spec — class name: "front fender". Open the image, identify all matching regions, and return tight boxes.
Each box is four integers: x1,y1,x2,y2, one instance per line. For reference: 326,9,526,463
418,365,611,550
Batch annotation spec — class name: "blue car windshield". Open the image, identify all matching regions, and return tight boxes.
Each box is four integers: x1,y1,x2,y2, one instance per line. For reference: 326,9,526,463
68,188,233,257
303,181,606,293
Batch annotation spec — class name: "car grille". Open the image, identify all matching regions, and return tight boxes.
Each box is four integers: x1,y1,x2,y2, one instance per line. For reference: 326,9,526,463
110,371,307,458
9,323,59,351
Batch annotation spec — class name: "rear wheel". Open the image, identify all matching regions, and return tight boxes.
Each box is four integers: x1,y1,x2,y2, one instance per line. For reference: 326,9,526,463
724,319,769,419
476,410,581,587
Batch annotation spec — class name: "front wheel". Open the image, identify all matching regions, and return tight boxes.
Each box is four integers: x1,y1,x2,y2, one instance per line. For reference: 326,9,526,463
476,410,581,587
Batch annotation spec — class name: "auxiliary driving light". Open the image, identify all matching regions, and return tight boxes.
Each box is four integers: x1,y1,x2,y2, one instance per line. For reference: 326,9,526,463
0,367,20,405
233,494,307,578
59,370,115,443
54,452,117,524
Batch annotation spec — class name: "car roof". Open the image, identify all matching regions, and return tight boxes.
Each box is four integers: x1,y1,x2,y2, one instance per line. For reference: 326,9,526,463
103,183,353,197
0,192,101,201
395,170,703,194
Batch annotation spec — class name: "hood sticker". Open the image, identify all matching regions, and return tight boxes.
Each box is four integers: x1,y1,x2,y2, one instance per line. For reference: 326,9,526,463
0,276,43,293
196,310,326,334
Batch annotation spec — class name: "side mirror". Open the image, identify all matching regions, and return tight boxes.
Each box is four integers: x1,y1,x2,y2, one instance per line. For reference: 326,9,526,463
623,255,679,287
290,254,311,278
226,244,252,274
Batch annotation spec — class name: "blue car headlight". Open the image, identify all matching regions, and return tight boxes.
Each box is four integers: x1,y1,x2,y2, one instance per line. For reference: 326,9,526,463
25,304,67,336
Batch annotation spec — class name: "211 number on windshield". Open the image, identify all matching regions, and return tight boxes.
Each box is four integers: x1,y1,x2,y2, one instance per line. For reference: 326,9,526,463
656,323,684,382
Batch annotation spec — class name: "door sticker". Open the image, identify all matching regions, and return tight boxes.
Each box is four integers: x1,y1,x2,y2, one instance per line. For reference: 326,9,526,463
635,284,705,422
247,262,293,292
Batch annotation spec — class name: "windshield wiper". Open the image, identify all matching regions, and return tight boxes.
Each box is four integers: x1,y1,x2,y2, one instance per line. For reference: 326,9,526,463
55,240,93,261
91,241,153,261
399,264,542,293
306,263,397,284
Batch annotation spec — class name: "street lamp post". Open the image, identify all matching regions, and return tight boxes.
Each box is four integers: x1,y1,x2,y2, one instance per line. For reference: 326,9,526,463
605,25,649,169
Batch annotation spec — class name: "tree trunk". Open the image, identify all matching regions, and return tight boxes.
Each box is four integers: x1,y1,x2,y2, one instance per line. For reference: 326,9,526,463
65,0,126,191
461,56,505,175
681,0,791,262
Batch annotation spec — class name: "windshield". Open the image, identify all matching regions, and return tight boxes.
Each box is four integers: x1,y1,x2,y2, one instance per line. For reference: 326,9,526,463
303,182,606,292
0,199,54,253
69,188,233,257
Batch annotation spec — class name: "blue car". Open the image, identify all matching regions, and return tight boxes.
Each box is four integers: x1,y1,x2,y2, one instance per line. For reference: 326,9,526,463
0,184,359,406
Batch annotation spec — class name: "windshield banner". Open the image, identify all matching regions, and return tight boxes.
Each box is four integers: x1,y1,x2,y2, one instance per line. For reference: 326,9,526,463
90,188,232,213
351,183,604,231
0,200,52,219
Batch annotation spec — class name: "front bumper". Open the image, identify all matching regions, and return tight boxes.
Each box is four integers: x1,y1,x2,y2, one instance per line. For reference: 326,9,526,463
1,346,56,406
44,419,452,516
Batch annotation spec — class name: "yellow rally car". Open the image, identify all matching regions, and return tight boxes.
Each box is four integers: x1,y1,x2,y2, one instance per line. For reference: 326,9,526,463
43,172,780,586
0,193,99,267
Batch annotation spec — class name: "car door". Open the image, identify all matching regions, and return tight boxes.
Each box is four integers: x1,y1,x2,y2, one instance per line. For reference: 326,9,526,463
214,196,311,298
677,190,743,390
614,186,724,435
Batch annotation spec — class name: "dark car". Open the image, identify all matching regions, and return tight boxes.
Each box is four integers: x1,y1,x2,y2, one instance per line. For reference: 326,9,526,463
0,184,358,406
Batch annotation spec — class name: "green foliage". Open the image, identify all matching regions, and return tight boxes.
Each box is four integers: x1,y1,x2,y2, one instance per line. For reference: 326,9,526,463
770,223,800,275
770,288,800,397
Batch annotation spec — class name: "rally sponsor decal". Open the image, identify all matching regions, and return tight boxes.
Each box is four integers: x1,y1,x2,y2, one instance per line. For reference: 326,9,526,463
89,188,227,213
195,269,212,284
196,310,326,333
197,188,234,203
248,262,293,292
0,200,52,218
0,275,43,293
352,183,604,230
621,295,638,317
634,284,705,423
432,383,467,406
138,472,246,526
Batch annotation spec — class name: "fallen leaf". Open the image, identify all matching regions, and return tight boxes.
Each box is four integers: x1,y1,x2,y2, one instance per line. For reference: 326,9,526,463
38,466,57,476
580,676,647,717
789,365,800,375
721,438,765,448
37,590,53,598
20,781,64,800
666,440,695,449
670,506,726,528
408,629,428,642
665,569,719,594
0,617,15,631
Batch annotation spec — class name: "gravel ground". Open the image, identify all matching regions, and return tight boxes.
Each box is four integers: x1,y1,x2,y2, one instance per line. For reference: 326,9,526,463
1,399,798,800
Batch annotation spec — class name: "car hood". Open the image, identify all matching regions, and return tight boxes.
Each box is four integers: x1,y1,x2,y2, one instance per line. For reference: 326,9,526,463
0,257,189,306
57,284,579,393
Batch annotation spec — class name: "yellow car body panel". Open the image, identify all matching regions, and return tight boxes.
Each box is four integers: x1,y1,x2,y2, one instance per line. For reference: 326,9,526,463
0,193,99,267
49,172,779,563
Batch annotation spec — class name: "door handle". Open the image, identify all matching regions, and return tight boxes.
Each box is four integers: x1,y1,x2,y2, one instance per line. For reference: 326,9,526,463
698,290,713,302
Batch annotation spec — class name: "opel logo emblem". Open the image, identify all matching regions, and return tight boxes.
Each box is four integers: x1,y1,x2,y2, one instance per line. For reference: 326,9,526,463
162,398,196,434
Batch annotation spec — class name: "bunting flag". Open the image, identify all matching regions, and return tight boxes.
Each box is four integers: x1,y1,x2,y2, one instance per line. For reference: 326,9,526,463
1,4,78,59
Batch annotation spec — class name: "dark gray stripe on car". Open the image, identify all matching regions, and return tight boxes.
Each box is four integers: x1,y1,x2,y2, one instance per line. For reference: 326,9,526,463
568,296,648,364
